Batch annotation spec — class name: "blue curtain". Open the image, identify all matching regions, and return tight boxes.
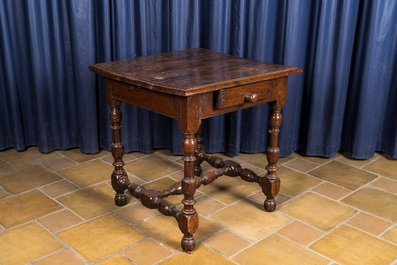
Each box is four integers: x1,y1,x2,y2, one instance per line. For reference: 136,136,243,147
1,0,396,159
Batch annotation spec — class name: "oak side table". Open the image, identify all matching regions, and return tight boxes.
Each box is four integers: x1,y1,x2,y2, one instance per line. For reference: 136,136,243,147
89,48,302,253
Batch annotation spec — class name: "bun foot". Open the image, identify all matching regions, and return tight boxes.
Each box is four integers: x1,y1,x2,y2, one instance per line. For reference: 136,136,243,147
181,235,195,254
264,198,276,212
115,193,128,206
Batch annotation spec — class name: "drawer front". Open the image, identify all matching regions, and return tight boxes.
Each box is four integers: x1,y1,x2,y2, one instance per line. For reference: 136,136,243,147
108,79,180,119
214,79,278,109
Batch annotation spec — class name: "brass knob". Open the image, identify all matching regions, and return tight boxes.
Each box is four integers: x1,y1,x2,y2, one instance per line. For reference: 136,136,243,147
245,93,258,103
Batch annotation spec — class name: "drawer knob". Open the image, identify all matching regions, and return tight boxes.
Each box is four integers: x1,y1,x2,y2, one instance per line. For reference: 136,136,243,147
245,93,258,103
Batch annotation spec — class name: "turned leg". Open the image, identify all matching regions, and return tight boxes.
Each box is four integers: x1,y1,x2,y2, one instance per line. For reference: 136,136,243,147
109,99,128,206
262,101,282,212
194,124,204,176
178,132,199,253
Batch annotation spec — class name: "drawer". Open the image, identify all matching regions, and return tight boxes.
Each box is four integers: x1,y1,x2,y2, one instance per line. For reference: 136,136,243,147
214,79,277,109
108,79,180,119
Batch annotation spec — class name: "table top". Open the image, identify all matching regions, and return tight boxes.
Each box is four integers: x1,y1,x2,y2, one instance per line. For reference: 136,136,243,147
89,48,302,96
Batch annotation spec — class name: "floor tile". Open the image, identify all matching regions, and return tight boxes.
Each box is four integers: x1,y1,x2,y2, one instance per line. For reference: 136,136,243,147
57,214,146,263
382,226,397,244
239,163,267,178
122,239,173,265
197,175,261,204
58,149,110,163
0,188,9,199
38,209,84,233
113,201,157,224
0,189,63,228
124,154,182,182
209,199,291,241
57,183,121,220
169,159,225,178
235,152,293,169
311,225,397,265
347,212,393,236
155,149,183,160
164,169,184,180
277,166,322,197
95,253,134,265
233,234,330,265
370,177,397,194
336,151,381,168
42,157,77,171
101,153,137,165
279,192,357,231
126,174,147,186
40,180,80,198
364,156,397,180
293,152,340,165
158,245,235,265
279,155,295,165
58,160,114,188
204,230,251,257
194,194,226,216
309,161,378,190
136,214,221,251
342,187,397,222
283,158,319,172
128,151,150,158
34,249,86,265
311,182,352,200
0,147,60,168
232,152,267,168
1,148,394,265
0,222,64,265
277,221,325,246
0,165,61,194
0,160,13,173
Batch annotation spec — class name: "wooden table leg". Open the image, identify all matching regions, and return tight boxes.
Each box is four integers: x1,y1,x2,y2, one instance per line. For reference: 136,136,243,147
178,132,199,253
109,99,128,206
262,101,282,212
194,124,204,177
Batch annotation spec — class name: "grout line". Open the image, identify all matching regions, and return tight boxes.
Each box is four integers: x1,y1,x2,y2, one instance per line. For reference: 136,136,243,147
333,153,383,169
228,231,279,259
54,149,113,164
199,242,240,264
275,232,339,263
119,252,140,265
89,239,145,265
34,220,91,264
380,222,397,237
112,205,161,227
0,149,396,264
359,152,385,166
0,186,12,197
344,222,397,247
0,159,17,173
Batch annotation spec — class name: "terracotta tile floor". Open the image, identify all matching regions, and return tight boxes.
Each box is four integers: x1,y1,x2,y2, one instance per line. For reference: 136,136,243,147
0,147,397,264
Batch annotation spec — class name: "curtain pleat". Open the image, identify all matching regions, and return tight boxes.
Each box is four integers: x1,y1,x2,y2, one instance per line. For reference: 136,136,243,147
1,0,396,159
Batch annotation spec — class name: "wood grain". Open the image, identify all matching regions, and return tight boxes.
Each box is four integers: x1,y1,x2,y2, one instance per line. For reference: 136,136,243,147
89,48,302,96
89,48,302,253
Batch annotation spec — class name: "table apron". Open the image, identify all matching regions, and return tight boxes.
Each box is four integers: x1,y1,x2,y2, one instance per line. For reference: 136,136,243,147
109,79,181,120
107,76,287,121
